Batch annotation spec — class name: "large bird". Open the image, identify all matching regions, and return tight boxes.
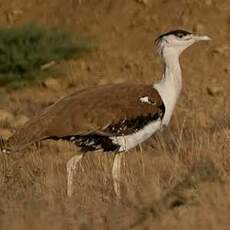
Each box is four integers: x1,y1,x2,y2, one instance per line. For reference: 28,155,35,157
1,30,210,197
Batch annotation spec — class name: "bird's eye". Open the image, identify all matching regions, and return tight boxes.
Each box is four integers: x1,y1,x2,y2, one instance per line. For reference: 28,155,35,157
177,33,184,38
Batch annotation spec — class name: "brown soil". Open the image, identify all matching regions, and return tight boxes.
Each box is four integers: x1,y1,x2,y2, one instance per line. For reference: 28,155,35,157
0,0,230,229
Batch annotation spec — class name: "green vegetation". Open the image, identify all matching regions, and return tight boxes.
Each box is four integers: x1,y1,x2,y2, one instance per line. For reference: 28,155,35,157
0,23,92,87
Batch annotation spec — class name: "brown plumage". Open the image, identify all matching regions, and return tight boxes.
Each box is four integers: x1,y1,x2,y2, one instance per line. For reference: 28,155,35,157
6,83,164,152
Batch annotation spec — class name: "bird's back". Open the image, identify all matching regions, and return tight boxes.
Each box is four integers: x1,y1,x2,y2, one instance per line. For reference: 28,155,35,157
6,83,164,152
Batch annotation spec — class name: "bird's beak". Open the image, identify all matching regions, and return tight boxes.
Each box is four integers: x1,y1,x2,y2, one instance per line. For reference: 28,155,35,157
192,34,211,42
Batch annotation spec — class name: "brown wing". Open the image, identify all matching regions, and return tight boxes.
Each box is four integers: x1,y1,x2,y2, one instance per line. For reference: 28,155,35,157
7,84,164,150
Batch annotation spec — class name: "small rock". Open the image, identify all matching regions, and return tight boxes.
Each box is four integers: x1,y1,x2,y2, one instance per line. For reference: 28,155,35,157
12,115,29,127
204,0,213,5
0,109,14,122
0,128,12,140
136,0,148,5
43,78,61,91
213,45,230,55
98,79,109,85
207,86,223,97
12,9,23,16
113,77,125,84
224,66,230,74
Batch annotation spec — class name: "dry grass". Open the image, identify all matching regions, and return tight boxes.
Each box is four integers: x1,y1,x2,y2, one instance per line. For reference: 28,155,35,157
0,0,229,229
0,116,229,229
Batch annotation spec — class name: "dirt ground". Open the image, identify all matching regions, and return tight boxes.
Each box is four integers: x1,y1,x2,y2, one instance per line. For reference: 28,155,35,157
0,0,230,229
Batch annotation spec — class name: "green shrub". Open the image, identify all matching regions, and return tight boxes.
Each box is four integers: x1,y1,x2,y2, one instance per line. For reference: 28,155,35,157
0,23,92,86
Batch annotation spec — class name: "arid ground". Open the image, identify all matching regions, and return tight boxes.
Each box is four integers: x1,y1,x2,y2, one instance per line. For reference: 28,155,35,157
0,0,229,229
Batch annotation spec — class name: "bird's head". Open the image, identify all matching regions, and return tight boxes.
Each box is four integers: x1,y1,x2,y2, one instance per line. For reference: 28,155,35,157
154,29,210,57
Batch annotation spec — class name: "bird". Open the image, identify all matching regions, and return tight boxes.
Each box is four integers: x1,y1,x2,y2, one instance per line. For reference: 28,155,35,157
0,29,210,197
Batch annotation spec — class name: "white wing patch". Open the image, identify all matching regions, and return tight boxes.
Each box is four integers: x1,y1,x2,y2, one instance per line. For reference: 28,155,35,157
139,96,157,105
139,96,151,104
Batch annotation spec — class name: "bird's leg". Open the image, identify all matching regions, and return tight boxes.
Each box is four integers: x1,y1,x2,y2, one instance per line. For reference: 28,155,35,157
112,153,123,198
66,154,83,197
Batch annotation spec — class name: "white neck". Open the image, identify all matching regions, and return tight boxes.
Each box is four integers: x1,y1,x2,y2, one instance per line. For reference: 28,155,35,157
154,48,182,125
